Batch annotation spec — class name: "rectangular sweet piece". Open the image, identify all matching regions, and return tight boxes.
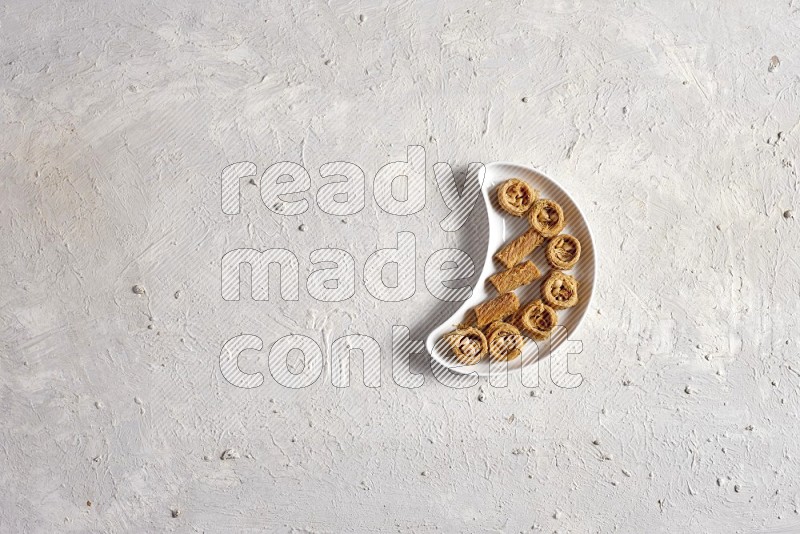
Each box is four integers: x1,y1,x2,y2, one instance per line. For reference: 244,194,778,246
474,292,520,327
494,228,543,269
488,261,541,294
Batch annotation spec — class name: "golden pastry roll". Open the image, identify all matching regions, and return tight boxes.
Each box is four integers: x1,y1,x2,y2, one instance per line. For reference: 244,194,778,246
541,271,579,309
496,178,538,216
494,228,543,269
444,327,487,365
474,292,520,327
545,234,581,270
515,299,558,340
488,261,541,294
528,199,565,237
485,321,525,361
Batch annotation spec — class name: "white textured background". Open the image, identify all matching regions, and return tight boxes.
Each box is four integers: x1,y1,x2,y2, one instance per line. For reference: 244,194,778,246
1,0,799,532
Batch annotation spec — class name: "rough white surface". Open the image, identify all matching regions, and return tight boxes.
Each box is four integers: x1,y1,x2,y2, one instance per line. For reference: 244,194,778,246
1,0,799,532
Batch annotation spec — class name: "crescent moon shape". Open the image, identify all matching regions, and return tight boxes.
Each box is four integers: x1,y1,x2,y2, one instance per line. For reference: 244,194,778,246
425,162,597,377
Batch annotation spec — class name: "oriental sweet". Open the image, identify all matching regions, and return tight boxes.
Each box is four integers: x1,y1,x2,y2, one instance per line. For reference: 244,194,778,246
474,292,520,327
485,321,525,361
528,199,565,237
541,271,579,310
488,260,540,294
496,178,537,217
516,299,558,340
444,327,487,365
494,228,543,269
545,234,581,270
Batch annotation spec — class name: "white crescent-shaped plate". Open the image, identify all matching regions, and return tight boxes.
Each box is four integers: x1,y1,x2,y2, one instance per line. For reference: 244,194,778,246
425,162,596,376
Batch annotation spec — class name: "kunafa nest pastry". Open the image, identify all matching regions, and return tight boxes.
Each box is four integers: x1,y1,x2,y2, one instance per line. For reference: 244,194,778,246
494,228,543,269
488,260,540,294
496,178,538,217
444,327,487,365
541,271,579,310
485,321,525,361
474,292,520,327
545,234,581,270
528,199,565,238
516,299,558,340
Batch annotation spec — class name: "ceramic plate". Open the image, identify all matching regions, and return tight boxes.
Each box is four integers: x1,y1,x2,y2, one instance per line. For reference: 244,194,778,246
425,162,596,376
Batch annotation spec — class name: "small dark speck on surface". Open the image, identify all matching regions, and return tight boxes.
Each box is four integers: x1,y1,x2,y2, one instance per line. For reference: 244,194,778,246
174,290,181,299
86,500,92,507
324,59,333,66
734,484,741,493
299,224,307,232
784,210,794,219
768,131,784,146
592,439,601,446
171,509,180,518
358,14,365,23
768,55,780,72
684,385,692,394
220,449,240,460
132,285,146,295
521,96,529,103
477,392,486,402
249,178,257,185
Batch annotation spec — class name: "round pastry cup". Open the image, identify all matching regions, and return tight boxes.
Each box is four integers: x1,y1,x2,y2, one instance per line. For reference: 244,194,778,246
444,327,487,365
542,271,579,310
529,198,566,237
516,299,558,340
496,178,538,217
485,321,524,361
545,234,581,270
